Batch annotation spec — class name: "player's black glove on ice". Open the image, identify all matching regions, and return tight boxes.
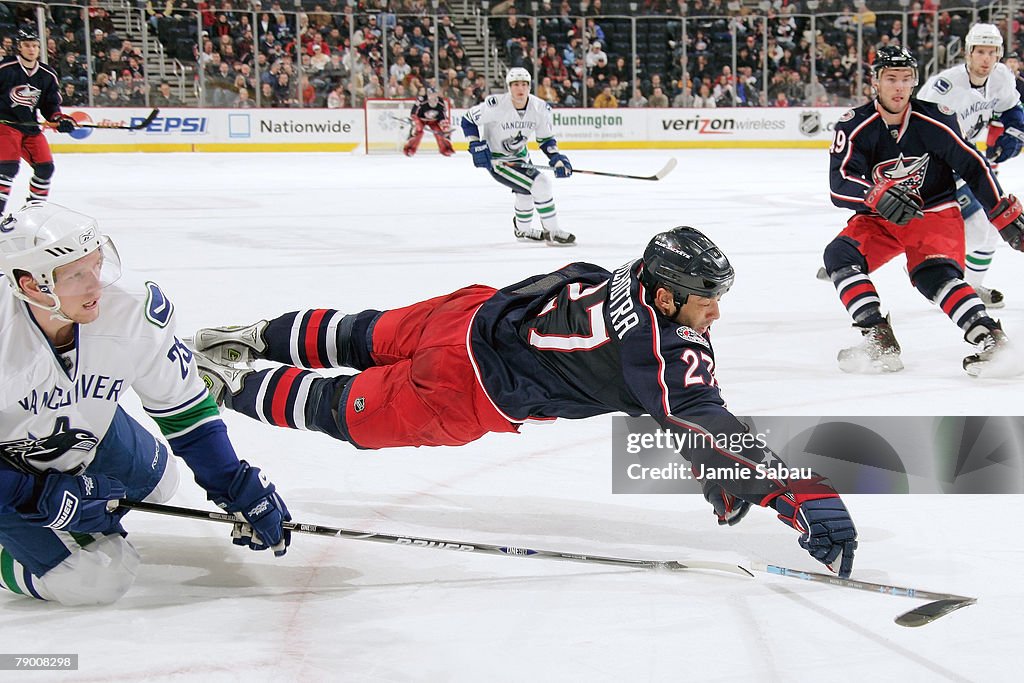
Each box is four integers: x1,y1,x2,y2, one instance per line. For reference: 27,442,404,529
19,471,128,535
989,195,1024,251
469,140,492,169
699,476,751,526
864,178,923,226
51,114,77,134
213,461,291,557
773,477,857,578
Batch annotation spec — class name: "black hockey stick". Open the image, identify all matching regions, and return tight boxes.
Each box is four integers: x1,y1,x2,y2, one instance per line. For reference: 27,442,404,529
499,157,677,181
116,499,751,575
752,562,977,627
0,108,160,132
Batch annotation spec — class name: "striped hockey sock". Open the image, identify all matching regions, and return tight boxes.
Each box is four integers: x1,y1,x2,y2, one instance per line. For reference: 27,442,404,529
28,175,51,202
225,366,350,440
832,267,885,327
934,280,990,333
0,546,49,601
263,309,377,370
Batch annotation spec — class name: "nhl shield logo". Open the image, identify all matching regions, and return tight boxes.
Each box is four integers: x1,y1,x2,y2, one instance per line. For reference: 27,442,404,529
353,397,365,413
799,110,821,137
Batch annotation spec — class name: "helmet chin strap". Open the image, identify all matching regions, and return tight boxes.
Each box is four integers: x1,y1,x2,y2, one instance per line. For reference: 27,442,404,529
14,286,73,324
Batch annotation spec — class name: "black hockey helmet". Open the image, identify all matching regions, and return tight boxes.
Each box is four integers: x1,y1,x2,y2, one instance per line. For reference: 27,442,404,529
872,45,918,81
16,27,39,44
640,227,734,306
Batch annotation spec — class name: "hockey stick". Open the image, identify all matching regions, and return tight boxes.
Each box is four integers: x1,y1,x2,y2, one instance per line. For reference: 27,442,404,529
751,563,978,627
117,499,751,576
0,108,160,132
500,157,677,181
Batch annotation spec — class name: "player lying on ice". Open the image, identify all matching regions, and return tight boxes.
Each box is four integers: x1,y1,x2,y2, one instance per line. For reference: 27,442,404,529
190,227,859,578
0,204,290,606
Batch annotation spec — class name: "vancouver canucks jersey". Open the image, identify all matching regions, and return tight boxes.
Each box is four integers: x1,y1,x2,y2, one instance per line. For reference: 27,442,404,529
0,275,231,487
918,63,1020,140
463,92,556,160
829,99,1004,214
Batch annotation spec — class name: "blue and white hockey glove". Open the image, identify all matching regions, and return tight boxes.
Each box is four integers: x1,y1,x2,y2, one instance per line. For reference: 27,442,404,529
19,471,128,535
548,153,572,178
213,461,291,557
469,140,492,169
990,129,1024,163
772,477,857,578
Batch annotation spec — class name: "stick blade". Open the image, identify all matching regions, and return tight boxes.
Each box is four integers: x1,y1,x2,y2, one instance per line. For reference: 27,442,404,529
654,158,678,180
895,598,977,627
661,560,754,577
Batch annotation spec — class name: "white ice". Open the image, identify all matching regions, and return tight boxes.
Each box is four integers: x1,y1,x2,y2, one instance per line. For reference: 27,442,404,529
1,150,1021,682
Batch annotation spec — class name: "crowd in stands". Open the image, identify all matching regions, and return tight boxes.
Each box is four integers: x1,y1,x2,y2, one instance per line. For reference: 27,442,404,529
0,0,1013,109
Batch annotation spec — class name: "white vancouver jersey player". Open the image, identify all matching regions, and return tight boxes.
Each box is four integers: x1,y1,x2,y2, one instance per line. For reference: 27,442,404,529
0,273,209,475
464,92,558,162
918,62,1020,140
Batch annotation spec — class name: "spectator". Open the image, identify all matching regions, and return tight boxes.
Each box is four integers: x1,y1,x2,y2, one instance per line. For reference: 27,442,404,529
648,86,669,108
628,87,648,108
593,84,618,108
327,83,346,108
152,80,182,107
537,76,560,104
692,82,717,108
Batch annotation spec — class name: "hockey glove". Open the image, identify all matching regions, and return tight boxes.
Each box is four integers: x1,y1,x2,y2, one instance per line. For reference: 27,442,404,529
772,476,857,578
51,113,77,134
213,461,291,557
19,471,128,535
864,178,923,226
469,140,492,169
698,475,751,526
548,153,573,178
989,195,1024,251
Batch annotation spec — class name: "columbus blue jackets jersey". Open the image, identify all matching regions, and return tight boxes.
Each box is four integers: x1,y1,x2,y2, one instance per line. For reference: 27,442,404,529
469,260,788,504
0,57,62,133
410,96,448,126
829,99,1004,215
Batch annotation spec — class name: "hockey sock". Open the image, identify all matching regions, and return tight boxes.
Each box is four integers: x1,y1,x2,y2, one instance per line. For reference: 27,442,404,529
28,162,53,202
830,266,885,327
932,279,992,333
513,193,534,232
263,309,378,370
0,546,51,601
964,249,994,287
0,162,17,213
224,366,352,441
535,197,559,232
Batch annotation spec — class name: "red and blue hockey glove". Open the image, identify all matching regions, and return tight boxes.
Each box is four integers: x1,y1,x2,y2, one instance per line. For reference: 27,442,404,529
989,195,1024,251
469,140,492,169
699,475,751,526
19,471,128,535
213,461,291,557
864,177,923,226
772,477,857,578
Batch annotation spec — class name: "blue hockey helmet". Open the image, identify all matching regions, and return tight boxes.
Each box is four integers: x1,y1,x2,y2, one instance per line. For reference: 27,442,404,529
641,227,734,306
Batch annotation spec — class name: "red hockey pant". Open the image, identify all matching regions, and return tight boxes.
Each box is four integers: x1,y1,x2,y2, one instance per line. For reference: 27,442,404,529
344,286,519,449
839,207,965,275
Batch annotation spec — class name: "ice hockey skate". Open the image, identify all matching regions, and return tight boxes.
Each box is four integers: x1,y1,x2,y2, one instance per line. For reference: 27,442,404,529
963,321,1021,377
190,320,269,364
545,229,577,246
191,349,252,405
513,217,549,242
975,286,1005,309
837,320,904,373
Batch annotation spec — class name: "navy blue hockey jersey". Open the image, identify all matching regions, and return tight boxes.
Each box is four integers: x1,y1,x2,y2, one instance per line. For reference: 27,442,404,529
0,56,62,134
830,98,1003,214
469,260,788,504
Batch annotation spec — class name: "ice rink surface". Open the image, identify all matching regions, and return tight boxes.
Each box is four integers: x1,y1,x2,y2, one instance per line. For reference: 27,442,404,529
2,149,1022,682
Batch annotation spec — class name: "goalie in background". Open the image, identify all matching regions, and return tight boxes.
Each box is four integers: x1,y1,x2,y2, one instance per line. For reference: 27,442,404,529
824,46,1023,378
403,89,454,157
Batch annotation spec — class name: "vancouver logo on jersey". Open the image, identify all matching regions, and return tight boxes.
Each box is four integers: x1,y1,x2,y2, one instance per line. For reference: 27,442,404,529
0,416,99,475
872,153,930,193
10,83,41,109
502,131,527,154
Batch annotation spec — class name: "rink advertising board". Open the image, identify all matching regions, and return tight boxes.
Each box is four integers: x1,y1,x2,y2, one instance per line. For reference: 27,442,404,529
49,106,850,153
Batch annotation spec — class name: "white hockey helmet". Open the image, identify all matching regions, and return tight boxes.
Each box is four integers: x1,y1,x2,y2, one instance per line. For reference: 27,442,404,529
0,203,121,316
506,67,532,87
965,23,1004,58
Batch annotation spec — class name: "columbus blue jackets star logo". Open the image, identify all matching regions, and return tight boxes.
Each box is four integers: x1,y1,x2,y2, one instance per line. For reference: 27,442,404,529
872,153,930,193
